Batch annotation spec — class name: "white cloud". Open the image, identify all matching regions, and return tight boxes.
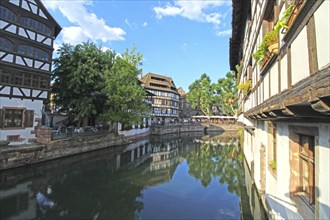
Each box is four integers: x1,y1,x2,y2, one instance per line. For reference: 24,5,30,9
125,19,138,30
100,46,112,52
44,0,126,45
154,4,183,19
181,43,188,51
153,0,229,26
142,22,148,27
215,29,232,37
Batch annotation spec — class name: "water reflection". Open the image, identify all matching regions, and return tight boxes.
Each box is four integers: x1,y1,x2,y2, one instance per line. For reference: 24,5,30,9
0,132,266,220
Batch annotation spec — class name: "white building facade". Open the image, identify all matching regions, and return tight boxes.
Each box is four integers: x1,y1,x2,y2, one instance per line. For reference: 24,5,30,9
230,0,329,219
0,0,61,144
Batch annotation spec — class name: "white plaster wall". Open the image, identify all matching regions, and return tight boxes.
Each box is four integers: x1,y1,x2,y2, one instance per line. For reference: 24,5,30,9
259,121,330,219
253,131,261,189
0,97,42,143
317,123,330,220
118,127,150,137
275,122,291,203
280,54,288,92
291,26,310,86
243,130,254,171
264,74,270,101
237,114,253,127
270,64,279,97
314,1,330,70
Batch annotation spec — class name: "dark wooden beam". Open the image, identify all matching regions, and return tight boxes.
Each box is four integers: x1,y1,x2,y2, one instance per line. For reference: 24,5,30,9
244,67,330,120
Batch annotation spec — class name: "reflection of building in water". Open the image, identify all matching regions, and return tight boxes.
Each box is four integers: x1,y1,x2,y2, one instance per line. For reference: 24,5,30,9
118,139,152,169
0,181,36,220
150,140,179,171
242,158,267,220
193,133,239,146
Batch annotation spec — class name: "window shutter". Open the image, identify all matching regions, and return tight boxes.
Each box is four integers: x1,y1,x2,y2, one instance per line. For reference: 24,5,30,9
24,110,34,127
0,109,4,128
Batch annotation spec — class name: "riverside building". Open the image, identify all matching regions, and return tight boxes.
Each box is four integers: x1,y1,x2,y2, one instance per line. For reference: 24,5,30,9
139,73,180,125
230,0,330,219
0,0,61,143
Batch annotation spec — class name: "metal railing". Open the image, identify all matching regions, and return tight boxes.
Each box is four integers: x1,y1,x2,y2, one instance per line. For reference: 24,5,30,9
51,126,108,140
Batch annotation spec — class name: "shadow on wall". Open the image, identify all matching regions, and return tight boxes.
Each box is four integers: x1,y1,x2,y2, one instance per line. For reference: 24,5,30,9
265,194,303,220
266,190,330,220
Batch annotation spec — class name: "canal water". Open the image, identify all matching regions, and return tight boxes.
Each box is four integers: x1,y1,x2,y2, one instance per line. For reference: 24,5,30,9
0,132,267,220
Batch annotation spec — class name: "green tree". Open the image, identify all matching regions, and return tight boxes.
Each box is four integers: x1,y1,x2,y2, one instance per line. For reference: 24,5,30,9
52,43,149,129
52,42,113,125
102,46,150,129
187,73,214,116
213,71,238,116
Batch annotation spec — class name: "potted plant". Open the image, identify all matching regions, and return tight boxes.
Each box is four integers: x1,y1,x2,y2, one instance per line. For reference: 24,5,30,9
286,0,303,29
252,41,268,64
264,29,279,54
252,3,295,64
270,159,277,170
237,80,252,95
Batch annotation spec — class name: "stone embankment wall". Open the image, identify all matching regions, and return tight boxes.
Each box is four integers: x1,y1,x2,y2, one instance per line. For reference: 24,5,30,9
150,123,240,135
0,123,241,170
0,134,127,171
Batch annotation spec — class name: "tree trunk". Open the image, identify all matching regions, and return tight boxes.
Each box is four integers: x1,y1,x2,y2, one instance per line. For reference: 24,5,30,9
108,121,119,135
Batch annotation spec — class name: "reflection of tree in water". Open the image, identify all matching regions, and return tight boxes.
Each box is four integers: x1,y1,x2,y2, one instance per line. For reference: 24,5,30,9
39,160,144,220
186,141,244,196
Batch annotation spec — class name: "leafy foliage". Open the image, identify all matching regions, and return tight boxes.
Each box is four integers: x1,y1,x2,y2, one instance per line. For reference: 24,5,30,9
214,72,238,116
252,3,294,63
52,42,149,126
237,80,252,95
187,72,238,116
102,47,150,124
52,42,112,124
186,74,214,116
186,142,244,195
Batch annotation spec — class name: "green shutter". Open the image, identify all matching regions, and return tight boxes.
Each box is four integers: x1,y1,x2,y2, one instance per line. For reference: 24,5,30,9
24,110,34,127
0,109,4,128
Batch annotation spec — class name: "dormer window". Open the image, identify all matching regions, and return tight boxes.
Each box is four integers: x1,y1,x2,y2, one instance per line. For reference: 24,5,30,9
0,37,14,51
21,17,51,36
18,44,49,61
0,5,17,22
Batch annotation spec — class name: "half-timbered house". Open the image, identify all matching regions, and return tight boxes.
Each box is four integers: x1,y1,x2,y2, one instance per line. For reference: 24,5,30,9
140,73,180,125
0,0,61,143
230,0,329,219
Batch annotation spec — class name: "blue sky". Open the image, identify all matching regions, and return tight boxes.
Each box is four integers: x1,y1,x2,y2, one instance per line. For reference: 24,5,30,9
44,0,232,92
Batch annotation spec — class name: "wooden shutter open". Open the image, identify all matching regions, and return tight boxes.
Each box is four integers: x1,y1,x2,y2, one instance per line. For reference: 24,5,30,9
0,109,4,128
24,110,34,127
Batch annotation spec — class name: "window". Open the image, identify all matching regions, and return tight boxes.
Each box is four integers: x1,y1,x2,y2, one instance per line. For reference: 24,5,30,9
268,122,277,173
0,6,17,22
288,126,316,219
0,68,50,89
151,76,165,81
21,17,51,36
18,45,49,61
0,109,34,128
3,109,24,128
299,135,315,205
0,37,14,51
0,68,10,84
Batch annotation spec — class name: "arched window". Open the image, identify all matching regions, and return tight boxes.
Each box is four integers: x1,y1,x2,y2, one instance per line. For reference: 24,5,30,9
0,5,17,22
18,45,49,61
0,37,13,51
21,17,51,36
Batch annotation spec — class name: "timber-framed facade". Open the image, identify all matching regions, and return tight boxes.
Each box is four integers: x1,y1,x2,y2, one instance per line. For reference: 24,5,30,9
140,73,180,125
230,0,329,219
0,0,61,143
